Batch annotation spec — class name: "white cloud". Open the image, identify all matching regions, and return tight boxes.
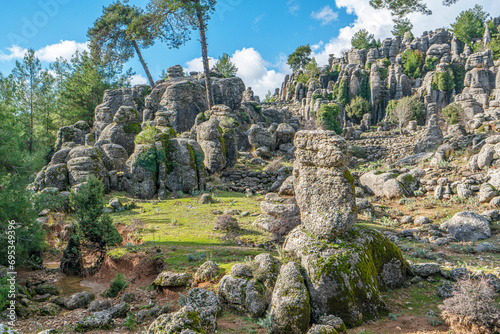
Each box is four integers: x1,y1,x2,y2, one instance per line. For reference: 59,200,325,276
253,14,266,32
231,47,291,98
130,74,148,86
184,56,215,74
311,6,339,25
0,45,28,61
311,0,499,67
0,40,88,63
287,0,300,15
36,40,88,62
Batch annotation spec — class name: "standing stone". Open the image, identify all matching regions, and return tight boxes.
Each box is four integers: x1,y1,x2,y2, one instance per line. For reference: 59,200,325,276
270,262,310,334
293,131,357,239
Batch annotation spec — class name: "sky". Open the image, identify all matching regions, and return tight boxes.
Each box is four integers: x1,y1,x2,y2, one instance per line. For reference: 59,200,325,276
0,0,498,98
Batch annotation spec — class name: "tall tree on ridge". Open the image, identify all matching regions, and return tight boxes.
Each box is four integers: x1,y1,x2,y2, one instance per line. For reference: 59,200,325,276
88,1,157,87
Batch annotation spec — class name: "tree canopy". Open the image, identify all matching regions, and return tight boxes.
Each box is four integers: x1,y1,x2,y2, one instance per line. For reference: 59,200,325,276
287,45,312,72
215,53,238,78
450,4,489,45
351,29,374,50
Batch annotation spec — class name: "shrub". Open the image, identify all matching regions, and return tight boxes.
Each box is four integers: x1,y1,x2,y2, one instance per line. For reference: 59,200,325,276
336,78,350,106
0,276,16,312
270,216,300,242
425,56,439,71
70,176,122,274
346,96,371,121
123,313,137,331
439,277,500,334
317,104,343,135
451,4,488,45
134,126,160,145
443,103,464,125
214,214,239,232
104,273,127,297
387,96,425,131
401,49,423,79
433,70,455,92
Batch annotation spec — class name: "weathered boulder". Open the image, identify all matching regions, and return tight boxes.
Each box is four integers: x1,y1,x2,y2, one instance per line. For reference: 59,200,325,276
99,143,128,172
122,144,157,199
64,291,95,310
165,138,206,193
194,261,221,284
197,119,227,173
413,116,443,153
440,211,491,241
269,262,311,334
293,131,357,239
99,106,141,156
75,310,114,331
146,306,205,334
212,77,246,110
67,146,107,188
359,171,394,197
248,124,276,151
278,175,295,196
275,123,296,146
153,271,190,287
186,288,222,333
284,226,406,326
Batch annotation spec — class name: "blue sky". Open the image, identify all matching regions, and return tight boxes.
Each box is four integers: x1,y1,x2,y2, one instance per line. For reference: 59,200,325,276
0,0,498,97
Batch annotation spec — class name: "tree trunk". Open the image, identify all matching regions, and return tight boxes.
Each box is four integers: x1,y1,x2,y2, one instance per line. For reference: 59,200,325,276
194,1,213,109
132,40,156,88
29,72,34,153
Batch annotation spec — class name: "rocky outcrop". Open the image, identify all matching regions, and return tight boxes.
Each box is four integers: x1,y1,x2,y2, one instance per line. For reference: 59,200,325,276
293,130,357,239
284,226,406,326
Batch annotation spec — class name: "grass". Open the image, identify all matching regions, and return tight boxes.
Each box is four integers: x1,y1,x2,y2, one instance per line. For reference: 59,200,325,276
106,190,272,272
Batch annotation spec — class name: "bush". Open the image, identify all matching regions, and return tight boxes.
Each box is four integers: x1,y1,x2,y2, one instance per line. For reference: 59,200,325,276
439,277,500,334
443,103,464,125
134,126,160,145
433,70,455,92
0,276,16,312
401,49,423,79
317,104,343,135
270,216,300,242
265,158,285,172
346,96,371,121
104,273,127,297
425,56,439,71
214,214,239,232
387,96,425,131
451,4,488,45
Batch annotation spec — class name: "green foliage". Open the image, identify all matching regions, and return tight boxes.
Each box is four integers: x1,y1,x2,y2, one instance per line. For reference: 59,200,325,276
257,311,272,333
135,125,160,145
0,276,16,312
369,0,432,18
401,49,423,79
346,96,371,121
215,53,238,78
295,58,320,85
432,70,455,92
442,103,463,124
317,104,343,135
392,17,413,37
264,91,276,103
123,313,137,331
287,45,312,72
70,176,123,248
351,29,374,50
387,96,425,130
51,50,131,127
450,4,488,45
0,101,45,267
425,56,439,71
136,148,166,174
104,273,127,297
358,71,371,101
450,61,466,93
336,77,350,107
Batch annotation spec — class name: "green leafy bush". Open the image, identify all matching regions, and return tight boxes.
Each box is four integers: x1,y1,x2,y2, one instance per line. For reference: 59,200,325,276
104,273,127,297
425,56,439,71
401,49,423,79
317,104,343,135
432,70,455,92
134,126,160,145
442,103,464,125
346,96,371,121
450,4,488,45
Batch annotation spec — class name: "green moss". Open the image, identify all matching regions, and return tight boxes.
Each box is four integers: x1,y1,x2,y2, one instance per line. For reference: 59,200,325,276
124,122,141,135
87,133,95,143
343,169,356,194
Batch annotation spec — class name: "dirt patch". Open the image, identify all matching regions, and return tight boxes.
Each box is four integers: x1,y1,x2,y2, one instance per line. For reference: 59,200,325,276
347,315,449,334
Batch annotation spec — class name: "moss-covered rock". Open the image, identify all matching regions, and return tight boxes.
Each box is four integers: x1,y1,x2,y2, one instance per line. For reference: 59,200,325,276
270,261,311,334
146,306,206,334
284,226,406,327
